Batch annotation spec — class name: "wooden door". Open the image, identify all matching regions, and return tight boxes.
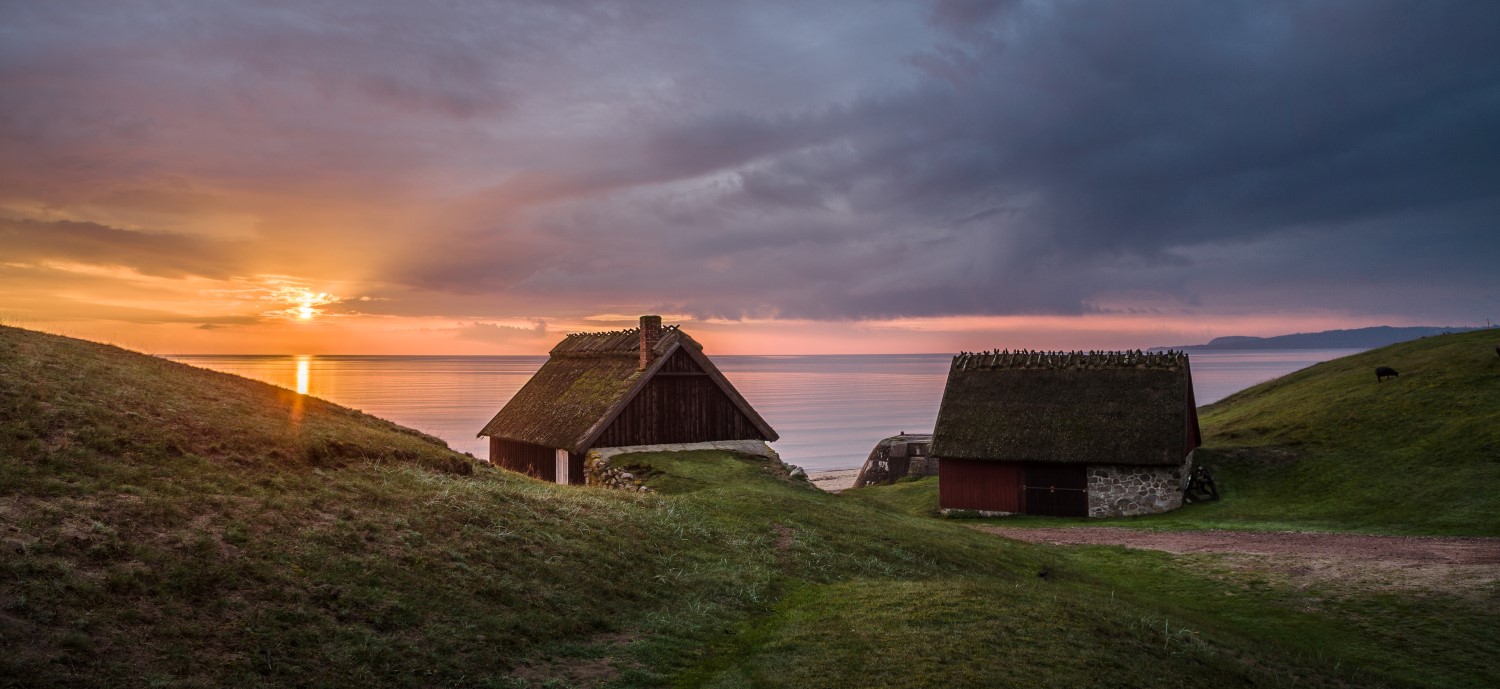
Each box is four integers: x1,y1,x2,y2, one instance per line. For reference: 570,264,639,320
1022,463,1087,517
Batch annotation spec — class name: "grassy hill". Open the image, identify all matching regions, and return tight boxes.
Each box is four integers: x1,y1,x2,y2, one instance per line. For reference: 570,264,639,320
1,325,1494,687
1190,328,1500,535
1105,327,1500,536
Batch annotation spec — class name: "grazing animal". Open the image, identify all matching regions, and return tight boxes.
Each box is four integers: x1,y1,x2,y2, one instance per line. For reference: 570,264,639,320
1375,366,1399,382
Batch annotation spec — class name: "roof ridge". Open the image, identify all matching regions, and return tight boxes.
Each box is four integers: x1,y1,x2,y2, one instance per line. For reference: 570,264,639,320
951,348,1188,371
558,323,681,339
549,324,685,356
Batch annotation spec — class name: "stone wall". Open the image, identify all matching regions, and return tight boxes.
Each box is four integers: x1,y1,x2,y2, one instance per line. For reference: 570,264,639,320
1086,452,1193,518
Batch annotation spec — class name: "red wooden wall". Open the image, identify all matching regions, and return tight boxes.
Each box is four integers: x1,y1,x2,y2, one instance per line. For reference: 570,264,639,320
939,458,1024,512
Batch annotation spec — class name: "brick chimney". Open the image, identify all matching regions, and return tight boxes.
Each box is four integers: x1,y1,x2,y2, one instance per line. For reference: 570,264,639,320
639,315,663,370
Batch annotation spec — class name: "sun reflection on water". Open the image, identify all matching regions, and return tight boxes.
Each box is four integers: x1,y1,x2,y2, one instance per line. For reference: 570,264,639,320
295,356,310,395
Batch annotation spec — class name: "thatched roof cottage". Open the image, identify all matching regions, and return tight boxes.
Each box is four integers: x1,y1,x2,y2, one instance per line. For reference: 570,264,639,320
931,349,1201,517
478,316,778,484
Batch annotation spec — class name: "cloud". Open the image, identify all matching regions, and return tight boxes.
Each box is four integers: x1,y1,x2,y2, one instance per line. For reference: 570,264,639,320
1,0,1497,333
477,0,1500,323
0,291,262,326
454,319,550,344
0,218,243,279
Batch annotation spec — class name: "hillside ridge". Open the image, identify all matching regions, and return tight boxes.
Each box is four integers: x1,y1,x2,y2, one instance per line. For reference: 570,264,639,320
1156,325,1485,351
0,324,474,475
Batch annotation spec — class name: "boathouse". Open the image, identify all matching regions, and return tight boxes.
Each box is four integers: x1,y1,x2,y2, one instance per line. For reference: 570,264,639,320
477,316,778,484
931,349,1201,518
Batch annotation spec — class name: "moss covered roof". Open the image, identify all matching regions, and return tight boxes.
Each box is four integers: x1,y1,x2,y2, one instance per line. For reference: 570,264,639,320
930,350,1201,466
477,325,777,451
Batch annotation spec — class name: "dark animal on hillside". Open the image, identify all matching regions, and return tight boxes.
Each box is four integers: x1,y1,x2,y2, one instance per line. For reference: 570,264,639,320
1494,344,1499,359
1375,366,1399,382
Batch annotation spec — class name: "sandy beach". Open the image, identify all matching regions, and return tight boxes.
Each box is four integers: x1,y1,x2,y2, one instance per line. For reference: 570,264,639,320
808,469,860,492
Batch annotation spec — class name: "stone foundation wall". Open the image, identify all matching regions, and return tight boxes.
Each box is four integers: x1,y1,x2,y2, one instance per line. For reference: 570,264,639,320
1086,451,1193,518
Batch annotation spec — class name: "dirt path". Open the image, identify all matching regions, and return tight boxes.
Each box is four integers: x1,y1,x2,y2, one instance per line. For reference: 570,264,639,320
977,526,1500,594
974,526,1500,564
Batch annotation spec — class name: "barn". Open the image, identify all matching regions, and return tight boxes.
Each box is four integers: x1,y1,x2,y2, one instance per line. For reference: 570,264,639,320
477,316,779,484
931,349,1202,518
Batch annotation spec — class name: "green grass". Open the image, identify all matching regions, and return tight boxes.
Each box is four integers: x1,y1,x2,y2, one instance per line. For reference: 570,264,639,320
679,578,1293,689
843,475,944,518
1057,545,1500,689
622,453,1374,689
2,325,1496,688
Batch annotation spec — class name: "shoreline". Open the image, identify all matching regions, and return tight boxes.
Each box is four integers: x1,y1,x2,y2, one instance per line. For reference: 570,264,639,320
807,468,860,492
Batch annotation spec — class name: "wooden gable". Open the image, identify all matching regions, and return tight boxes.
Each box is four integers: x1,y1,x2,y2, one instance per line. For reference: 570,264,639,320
591,348,771,447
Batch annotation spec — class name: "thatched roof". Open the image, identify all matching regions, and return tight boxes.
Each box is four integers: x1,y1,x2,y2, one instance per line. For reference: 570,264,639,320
477,324,777,452
931,349,1201,466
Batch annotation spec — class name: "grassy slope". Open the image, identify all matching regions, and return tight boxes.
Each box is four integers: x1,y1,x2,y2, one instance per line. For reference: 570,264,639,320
645,454,1497,689
855,330,1500,536
1189,328,1500,535
1064,546,1500,689
616,453,1389,689
0,325,1487,688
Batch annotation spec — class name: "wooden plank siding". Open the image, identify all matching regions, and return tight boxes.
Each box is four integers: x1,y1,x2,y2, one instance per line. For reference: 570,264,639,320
489,439,589,485
656,348,702,373
938,458,1024,512
1184,359,1203,455
591,349,767,447
938,460,1091,516
490,437,557,482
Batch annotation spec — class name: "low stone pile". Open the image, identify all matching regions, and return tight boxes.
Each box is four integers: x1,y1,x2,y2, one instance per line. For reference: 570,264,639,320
584,452,653,492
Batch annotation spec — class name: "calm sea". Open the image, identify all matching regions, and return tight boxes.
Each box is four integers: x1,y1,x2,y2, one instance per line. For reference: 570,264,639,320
165,350,1359,472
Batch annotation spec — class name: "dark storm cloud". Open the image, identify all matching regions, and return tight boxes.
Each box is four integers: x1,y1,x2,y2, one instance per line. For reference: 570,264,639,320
527,0,1500,322
3,0,1497,325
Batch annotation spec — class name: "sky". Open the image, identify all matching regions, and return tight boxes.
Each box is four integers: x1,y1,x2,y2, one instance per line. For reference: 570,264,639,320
1,0,1497,355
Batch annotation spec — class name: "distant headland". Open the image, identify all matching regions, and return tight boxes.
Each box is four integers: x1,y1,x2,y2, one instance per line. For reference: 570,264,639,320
1154,325,1488,351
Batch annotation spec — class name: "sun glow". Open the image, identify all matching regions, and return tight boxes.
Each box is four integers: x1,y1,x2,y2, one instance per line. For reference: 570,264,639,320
256,284,341,321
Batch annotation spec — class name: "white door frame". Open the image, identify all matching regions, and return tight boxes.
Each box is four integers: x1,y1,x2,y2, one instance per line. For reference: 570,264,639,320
554,449,570,485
